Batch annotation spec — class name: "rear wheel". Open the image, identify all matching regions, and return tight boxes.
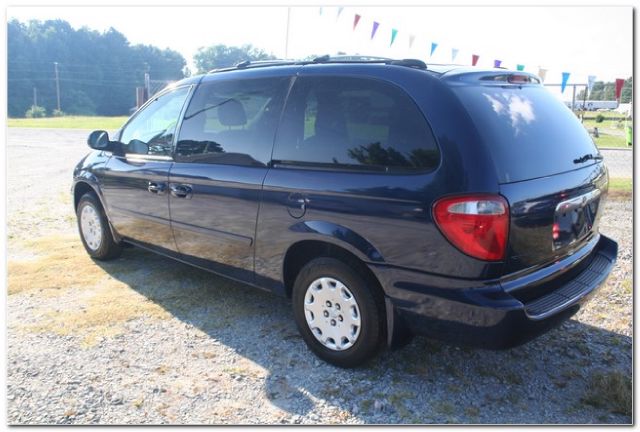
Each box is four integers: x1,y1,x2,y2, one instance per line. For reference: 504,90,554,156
292,257,385,368
76,191,122,260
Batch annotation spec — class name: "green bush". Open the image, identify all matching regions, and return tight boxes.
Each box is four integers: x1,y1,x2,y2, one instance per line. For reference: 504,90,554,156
25,105,46,118
52,109,65,117
595,114,605,123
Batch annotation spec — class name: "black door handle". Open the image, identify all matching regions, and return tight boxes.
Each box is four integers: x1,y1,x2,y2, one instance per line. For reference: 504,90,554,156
286,193,308,218
170,183,193,199
148,181,167,195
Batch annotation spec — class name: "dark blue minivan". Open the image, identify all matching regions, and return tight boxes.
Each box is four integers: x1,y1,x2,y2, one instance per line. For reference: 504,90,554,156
73,57,617,367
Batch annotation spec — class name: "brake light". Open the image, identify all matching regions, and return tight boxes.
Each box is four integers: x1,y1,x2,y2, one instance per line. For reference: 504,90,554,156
433,195,509,261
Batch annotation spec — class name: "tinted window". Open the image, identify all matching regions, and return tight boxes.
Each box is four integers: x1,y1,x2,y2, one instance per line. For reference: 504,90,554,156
453,84,600,183
273,76,439,172
176,77,290,166
120,86,191,156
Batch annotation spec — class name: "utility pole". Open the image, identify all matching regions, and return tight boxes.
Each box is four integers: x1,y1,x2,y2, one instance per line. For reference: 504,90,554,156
582,84,588,123
54,62,61,111
284,7,291,59
144,62,150,102
33,87,37,107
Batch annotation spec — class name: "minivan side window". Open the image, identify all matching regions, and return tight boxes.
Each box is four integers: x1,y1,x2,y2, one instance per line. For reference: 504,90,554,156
119,86,191,156
273,76,440,173
175,77,290,166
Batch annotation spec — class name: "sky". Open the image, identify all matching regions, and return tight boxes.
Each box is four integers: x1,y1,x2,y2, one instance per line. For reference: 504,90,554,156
7,5,633,96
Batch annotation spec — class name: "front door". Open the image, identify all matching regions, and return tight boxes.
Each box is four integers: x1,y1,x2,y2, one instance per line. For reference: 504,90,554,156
101,85,192,252
168,74,291,282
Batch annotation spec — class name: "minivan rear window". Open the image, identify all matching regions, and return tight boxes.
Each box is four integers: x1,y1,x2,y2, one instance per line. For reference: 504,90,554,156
453,84,600,183
273,76,440,173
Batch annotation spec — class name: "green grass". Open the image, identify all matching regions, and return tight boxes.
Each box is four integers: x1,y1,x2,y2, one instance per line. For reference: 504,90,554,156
580,118,631,148
608,177,632,200
593,134,629,148
7,116,129,130
583,119,629,130
609,178,632,194
580,110,630,120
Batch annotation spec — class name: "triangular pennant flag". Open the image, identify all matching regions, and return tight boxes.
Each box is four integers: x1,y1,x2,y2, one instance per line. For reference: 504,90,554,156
409,34,416,48
451,48,459,62
615,78,625,100
390,29,398,47
430,42,438,57
538,68,547,82
587,75,596,95
353,14,361,30
371,22,380,40
336,6,344,19
561,72,570,93
472,54,479,66
516,64,525,71
494,59,502,68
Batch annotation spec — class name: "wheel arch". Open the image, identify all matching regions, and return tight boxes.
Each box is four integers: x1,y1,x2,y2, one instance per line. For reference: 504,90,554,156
73,180,97,210
73,179,121,243
282,239,383,297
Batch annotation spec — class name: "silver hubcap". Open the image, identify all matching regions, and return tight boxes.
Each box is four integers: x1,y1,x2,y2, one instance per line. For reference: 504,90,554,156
80,204,102,251
304,277,361,351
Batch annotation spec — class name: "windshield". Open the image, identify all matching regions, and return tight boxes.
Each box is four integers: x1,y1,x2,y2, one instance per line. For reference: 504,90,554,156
453,84,599,183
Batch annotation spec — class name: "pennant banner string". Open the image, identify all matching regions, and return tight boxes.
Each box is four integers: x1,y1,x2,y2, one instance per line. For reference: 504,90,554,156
390,29,398,47
331,8,597,83
371,21,379,40
430,42,438,58
561,72,570,92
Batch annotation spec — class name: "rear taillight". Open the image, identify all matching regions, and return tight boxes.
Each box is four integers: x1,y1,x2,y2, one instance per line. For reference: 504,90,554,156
433,195,509,261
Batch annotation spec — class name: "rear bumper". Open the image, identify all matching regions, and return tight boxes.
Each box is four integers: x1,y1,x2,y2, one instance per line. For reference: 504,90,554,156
374,234,617,349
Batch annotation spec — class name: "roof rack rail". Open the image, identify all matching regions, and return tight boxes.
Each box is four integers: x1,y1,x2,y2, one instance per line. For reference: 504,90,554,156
312,54,331,63
207,56,429,74
208,59,298,73
389,59,427,69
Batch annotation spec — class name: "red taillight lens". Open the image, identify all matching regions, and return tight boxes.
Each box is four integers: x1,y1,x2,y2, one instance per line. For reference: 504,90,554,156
433,195,509,261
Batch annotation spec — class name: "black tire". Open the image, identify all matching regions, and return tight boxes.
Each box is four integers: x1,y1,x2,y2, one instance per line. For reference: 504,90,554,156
292,257,385,368
76,191,122,260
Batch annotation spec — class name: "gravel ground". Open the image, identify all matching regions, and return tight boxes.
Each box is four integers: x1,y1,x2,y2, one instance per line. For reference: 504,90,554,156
6,128,633,424
599,147,633,179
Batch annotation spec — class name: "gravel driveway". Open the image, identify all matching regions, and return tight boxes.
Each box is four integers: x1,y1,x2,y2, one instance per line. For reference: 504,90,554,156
599,148,633,179
7,128,632,424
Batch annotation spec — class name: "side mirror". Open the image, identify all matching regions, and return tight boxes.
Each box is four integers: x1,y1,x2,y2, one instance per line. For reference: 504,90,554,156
128,139,149,155
87,130,111,150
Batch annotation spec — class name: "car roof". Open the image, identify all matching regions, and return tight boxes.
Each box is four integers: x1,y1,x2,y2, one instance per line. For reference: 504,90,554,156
173,56,540,87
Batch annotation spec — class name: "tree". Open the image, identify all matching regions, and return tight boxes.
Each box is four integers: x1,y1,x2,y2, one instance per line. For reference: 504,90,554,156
7,19,187,117
621,77,633,103
577,77,632,103
193,44,276,73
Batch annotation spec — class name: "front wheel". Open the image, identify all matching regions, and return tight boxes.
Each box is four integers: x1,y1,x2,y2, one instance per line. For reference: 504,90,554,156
76,191,122,260
292,257,385,368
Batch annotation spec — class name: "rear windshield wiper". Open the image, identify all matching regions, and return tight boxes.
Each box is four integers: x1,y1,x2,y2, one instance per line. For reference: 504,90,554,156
573,153,604,164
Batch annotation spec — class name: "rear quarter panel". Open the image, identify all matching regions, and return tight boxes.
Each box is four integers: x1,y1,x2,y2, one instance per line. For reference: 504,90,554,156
255,65,506,295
